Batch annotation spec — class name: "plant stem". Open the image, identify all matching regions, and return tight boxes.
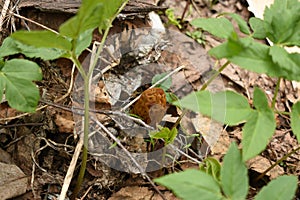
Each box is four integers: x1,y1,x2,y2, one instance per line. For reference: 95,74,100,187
71,2,129,198
271,77,281,109
87,0,129,79
275,110,290,115
71,76,90,199
200,60,230,91
254,145,300,183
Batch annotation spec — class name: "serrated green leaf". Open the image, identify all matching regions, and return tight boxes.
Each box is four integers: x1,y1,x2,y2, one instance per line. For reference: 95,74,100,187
0,59,42,112
249,17,267,39
199,157,221,182
152,72,172,91
173,90,252,126
209,35,251,58
155,169,223,200
3,63,41,81
229,13,251,35
0,37,65,60
210,37,300,81
291,101,300,143
221,142,248,200
242,88,276,161
263,0,300,46
11,31,72,51
254,175,297,200
269,45,300,79
190,17,235,39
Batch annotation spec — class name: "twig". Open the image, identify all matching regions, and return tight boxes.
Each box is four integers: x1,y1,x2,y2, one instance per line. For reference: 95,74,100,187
121,65,184,111
80,185,93,200
170,143,202,164
40,99,154,130
0,122,43,129
190,0,202,17
8,11,58,33
54,63,76,103
0,0,11,32
91,116,167,200
59,136,83,200
180,0,190,23
31,163,38,199
0,105,48,122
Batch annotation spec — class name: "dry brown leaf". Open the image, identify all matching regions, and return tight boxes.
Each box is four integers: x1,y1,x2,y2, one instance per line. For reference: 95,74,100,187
0,162,28,200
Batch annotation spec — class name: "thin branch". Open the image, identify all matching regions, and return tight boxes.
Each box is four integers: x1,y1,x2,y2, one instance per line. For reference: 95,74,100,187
0,0,11,32
91,116,167,200
0,105,48,122
59,136,84,200
54,63,76,103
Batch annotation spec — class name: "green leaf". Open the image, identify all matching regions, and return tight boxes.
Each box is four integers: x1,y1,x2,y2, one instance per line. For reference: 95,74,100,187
152,72,172,91
190,17,235,39
11,30,72,51
221,142,248,200
0,59,42,112
269,45,300,80
59,0,124,38
0,37,65,60
254,175,297,200
97,0,125,31
229,13,251,35
249,17,267,39
199,157,221,182
263,0,300,46
0,75,4,102
210,37,300,81
150,127,177,145
173,90,252,126
59,5,103,38
154,169,223,200
252,87,271,112
291,101,300,143
75,29,93,56
242,88,276,161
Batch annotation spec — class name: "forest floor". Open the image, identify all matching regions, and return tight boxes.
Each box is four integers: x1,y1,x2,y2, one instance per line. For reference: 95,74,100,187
0,0,300,199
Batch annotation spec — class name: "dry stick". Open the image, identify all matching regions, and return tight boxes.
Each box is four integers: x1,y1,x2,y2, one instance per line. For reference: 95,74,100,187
190,0,202,17
0,0,11,32
31,164,38,199
55,63,76,103
180,0,190,23
121,65,185,112
59,136,84,200
39,99,155,130
91,116,167,200
9,11,58,33
0,105,48,122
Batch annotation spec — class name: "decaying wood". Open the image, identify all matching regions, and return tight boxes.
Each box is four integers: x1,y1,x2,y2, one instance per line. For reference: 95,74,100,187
17,0,167,15
18,0,81,13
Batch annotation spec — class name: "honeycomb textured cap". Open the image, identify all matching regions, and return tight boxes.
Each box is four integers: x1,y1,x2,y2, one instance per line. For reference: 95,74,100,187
131,87,166,125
